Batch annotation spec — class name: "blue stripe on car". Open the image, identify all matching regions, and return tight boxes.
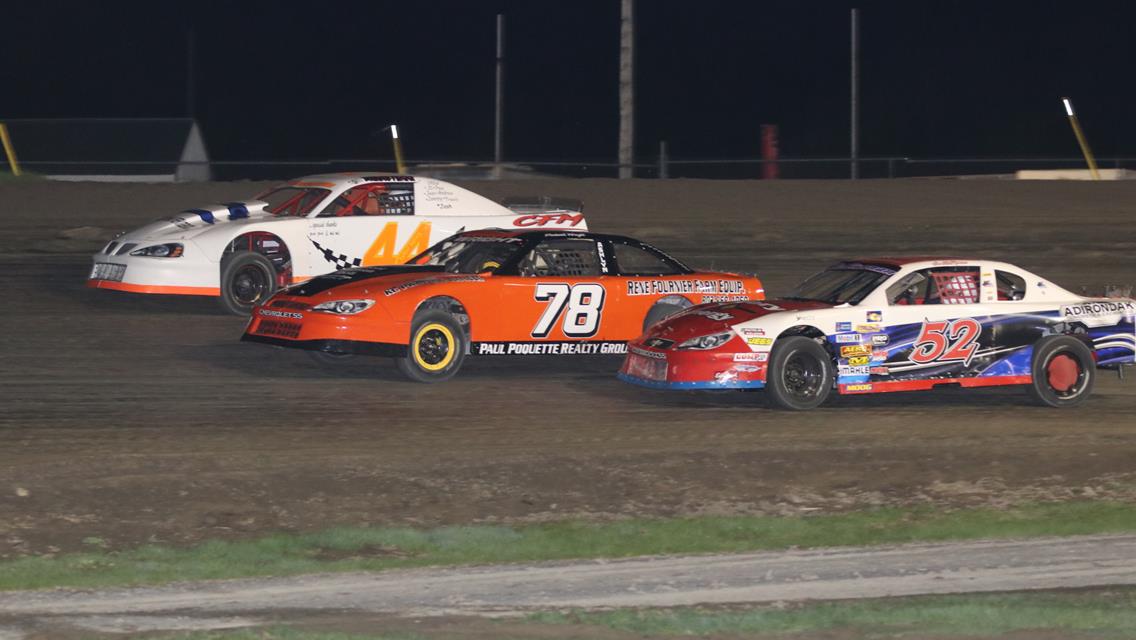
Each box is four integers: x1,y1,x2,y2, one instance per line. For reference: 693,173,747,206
184,209,215,224
225,203,249,220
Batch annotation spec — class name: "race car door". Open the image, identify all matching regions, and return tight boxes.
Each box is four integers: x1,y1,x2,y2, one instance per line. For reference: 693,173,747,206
475,236,616,350
880,264,988,379
301,183,441,278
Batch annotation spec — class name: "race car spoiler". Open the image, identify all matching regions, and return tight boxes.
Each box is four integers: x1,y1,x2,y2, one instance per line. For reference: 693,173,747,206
501,196,584,215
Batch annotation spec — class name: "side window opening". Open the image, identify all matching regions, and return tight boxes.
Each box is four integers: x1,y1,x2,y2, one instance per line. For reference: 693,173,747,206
612,240,685,275
996,270,1027,301
888,267,980,305
318,184,415,217
518,239,601,277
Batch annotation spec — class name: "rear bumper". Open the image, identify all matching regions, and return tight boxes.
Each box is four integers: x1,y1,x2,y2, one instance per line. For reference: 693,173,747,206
241,333,407,357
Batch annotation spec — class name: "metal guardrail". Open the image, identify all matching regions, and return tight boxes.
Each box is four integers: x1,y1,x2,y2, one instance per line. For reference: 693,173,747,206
13,157,1136,181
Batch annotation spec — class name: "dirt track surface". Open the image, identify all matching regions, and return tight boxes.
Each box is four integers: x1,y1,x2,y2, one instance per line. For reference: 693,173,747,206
2,534,1135,637
2,177,1136,561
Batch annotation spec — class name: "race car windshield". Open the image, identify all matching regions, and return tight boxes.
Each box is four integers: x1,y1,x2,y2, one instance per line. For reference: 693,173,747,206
786,267,893,305
257,187,331,217
411,237,522,274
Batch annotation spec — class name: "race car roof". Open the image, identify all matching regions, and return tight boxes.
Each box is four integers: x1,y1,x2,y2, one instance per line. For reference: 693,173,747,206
285,173,518,217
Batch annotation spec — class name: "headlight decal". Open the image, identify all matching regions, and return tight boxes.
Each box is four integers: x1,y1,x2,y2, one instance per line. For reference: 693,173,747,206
310,299,376,315
677,331,734,350
130,243,184,258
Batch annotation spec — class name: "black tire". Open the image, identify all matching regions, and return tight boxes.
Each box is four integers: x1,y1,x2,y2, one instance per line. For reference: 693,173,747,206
219,251,277,316
765,336,834,411
396,311,467,383
1027,335,1095,408
643,302,687,331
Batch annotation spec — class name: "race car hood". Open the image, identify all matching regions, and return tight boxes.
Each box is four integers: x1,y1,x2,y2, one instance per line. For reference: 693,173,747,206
122,201,273,241
644,299,833,343
283,265,486,298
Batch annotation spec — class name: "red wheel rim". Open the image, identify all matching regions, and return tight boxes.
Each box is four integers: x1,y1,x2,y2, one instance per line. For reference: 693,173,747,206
1046,353,1080,392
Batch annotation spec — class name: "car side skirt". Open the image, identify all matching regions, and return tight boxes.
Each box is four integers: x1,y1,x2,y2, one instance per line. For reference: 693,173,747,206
86,279,221,296
240,334,408,358
838,374,1032,395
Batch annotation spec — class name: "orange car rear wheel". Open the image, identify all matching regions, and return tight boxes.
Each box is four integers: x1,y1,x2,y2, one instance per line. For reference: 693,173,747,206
397,311,467,383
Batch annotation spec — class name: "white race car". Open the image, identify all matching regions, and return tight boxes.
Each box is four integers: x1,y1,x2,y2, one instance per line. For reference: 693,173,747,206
620,257,1135,409
87,173,586,313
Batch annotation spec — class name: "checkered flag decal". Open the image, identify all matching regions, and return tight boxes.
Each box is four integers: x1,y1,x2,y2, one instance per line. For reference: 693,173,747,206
309,238,362,270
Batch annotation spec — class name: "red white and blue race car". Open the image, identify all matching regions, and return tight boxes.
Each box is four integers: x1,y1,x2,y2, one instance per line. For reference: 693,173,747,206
619,257,1135,410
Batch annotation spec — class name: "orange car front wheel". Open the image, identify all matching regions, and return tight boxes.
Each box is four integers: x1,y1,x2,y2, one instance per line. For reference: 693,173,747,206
397,311,467,383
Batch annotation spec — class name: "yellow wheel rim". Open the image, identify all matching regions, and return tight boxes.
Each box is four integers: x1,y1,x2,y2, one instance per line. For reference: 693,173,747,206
412,322,456,371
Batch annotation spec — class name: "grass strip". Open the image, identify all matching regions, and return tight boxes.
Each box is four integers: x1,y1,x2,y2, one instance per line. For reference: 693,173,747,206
529,589,1136,637
3,501,1136,591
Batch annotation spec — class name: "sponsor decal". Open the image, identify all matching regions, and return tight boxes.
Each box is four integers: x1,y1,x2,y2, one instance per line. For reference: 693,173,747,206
836,321,852,332
626,279,746,296
747,337,774,346
692,309,735,321
871,334,890,346
475,341,628,355
866,310,883,322
714,371,739,383
838,365,871,376
844,383,873,392
384,275,483,296
872,348,889,359
644,337,674,349
701,294,750,303
630,346,667,360
1063,301,1136,318
855,323,880,333
847,356,870,366
870,366,890,375
835,334,862,343
841,345,872,358
932,259,969,266
742,328,765,336
512,213,586,227
258,309,303,320
595,242,609,272
734,352,768,362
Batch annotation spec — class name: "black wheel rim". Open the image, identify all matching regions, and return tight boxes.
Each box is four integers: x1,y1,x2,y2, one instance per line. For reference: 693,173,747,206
783,350,824,399
417,329,451,366
232,265,269,305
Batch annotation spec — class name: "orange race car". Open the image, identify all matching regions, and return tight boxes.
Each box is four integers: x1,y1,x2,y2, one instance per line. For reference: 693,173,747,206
242,230,765,381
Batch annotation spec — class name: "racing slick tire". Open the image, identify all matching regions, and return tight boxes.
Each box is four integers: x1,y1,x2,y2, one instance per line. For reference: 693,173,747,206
220,251,277,316
397,311,467,383
643,302,687,331
1027,335,1095,408
765,336,834,411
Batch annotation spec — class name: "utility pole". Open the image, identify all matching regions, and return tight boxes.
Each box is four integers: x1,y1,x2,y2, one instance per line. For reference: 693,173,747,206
186,25,196,120
493,14,505,180
618,0,634,179
850,8,859,180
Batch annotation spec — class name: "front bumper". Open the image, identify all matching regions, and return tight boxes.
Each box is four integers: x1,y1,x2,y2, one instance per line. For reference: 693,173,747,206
243,300,408,354
241,333,407,357
87,243,220,296
618,344,768,390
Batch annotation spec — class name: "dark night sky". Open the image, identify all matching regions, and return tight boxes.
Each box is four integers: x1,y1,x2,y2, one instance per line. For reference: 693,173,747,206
3,1,1135,163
